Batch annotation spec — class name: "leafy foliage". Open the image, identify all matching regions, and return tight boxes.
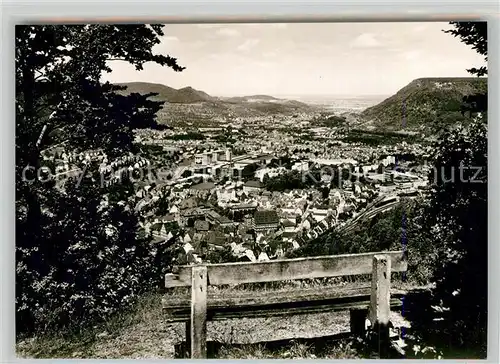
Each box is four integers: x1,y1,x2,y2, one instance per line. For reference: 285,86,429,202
166,132,205,141
263,170,309,192
424,118,487,352
17,170,154,331
206,246,240,264
287,199,434,285
343,129,417,146
444,22,487,76
311,115,347,128
16,25,184,335
405,21,488,357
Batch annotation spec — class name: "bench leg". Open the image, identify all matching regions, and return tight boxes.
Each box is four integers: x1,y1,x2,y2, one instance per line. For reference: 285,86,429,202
191,265,208,359
185,321,191,358
369,255,391,358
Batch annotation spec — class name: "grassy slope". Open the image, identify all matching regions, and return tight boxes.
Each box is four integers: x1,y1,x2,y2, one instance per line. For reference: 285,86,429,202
360,77,487,132
17,279,415,359
15,295,355,359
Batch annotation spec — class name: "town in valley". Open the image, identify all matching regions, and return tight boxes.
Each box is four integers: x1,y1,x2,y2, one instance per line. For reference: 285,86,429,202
43,91,436,265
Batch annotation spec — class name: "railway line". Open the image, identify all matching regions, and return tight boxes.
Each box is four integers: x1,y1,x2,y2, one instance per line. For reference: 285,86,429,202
339,200,401,234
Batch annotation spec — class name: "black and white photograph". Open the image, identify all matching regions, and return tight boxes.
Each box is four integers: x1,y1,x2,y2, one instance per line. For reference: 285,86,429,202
15,21,488,359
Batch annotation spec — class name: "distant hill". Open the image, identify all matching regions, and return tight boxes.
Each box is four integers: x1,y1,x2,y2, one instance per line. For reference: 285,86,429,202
360,77,488,132
224,95,281,103
116,82,217,103
115,82,317,126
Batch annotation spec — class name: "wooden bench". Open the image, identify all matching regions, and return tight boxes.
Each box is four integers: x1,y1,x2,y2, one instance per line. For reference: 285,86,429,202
163,250,407,358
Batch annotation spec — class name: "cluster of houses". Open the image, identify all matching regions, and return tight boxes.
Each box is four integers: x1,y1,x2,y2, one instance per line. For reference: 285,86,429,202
58,138,424,264
130,171,374,263
41,148,154,188
131,144,429,262
41,125,431,265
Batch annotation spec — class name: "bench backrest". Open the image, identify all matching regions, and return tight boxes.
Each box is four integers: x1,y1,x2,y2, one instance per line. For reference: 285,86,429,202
165,250,407,288
165,251,407,359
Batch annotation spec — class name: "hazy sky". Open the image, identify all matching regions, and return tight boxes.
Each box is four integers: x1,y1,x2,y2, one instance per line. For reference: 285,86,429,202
103,22,486,97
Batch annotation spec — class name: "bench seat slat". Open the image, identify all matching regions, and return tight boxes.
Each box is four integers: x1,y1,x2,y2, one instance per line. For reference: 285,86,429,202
162,286,406,322
163,298,404,322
